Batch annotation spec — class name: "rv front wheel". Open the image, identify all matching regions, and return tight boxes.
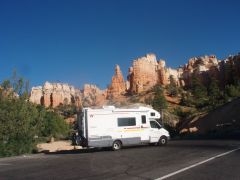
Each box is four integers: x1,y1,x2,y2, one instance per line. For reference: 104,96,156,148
112,140,122,151
158,136,168,146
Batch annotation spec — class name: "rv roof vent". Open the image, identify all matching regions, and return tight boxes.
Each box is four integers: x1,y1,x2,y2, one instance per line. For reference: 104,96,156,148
103,106,115,110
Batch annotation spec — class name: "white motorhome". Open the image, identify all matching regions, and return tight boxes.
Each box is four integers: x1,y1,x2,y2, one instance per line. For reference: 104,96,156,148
73,105,170,150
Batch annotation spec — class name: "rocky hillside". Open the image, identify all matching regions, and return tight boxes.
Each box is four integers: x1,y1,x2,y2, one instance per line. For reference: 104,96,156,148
30,53,240,108
179,98,240,138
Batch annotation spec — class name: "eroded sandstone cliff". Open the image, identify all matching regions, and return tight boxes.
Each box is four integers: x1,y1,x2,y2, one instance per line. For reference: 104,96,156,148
127,53,181,94
82,84,106,106
30,82,81,108
30,53,240,107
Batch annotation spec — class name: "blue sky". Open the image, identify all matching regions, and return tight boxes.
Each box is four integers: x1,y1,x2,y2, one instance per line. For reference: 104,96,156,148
0,0,240,89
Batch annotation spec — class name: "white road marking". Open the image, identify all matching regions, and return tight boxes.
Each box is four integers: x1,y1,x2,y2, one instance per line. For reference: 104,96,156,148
155,147,240,180
0,163,11,166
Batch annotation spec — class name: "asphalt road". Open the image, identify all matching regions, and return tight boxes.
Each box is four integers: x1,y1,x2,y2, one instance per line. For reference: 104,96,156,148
0,140,239,180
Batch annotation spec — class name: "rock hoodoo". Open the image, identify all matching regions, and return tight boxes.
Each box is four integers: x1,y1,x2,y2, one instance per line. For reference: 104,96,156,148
107,65,126,99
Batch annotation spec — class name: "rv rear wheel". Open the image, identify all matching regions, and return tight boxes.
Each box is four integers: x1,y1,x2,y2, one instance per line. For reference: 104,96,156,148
112,140,122,151
158,136,168,146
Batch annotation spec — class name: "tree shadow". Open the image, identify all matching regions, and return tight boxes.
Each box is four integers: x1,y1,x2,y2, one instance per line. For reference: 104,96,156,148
43,144,157,155
42,148,109,155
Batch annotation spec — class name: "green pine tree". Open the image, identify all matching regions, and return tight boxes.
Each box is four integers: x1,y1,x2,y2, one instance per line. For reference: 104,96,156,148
166,75,179,97
151,85,168,111
208,77,222,108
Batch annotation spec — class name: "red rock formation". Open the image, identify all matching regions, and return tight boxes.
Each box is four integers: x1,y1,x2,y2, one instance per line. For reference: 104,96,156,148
30,86,43,104
158,60,168,85
127,54,181,94
30,53,240,106
158,60,182,86
30,82,81,108
82,84,106,106
107,65,126,98
128,53,240,94
181,55,220,86
128,54,159,93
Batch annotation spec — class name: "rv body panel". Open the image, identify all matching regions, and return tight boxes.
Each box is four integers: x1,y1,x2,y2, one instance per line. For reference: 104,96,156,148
76,106,170,148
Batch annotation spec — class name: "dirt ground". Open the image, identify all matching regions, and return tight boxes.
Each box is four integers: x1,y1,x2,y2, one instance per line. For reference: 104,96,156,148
37,140,82,153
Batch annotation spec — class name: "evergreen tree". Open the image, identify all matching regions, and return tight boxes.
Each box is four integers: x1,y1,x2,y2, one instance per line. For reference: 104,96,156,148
180,91,193,106
225,84,240,98
190,76,208,108
191,76,207,99
166,75,178,97
151,85,168,111
208,77,222,108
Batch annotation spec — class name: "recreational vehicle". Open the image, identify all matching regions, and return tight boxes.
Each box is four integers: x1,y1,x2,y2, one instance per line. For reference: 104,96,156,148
72,105,170,150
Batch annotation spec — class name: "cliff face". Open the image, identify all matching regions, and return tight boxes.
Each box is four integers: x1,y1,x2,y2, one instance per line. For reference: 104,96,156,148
220,54,240,87
82,84,106,106
128,54,158,93
30,82,107,108
181,55,220,86
126,53,240,94
180,54,240,87
127,54,181,94
30,82,81,108
107,65,126,98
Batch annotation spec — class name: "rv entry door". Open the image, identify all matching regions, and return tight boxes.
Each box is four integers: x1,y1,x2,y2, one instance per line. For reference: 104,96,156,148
140,115,150,142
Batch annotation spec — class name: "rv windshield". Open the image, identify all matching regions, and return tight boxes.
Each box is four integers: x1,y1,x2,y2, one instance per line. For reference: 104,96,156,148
150,121,161,129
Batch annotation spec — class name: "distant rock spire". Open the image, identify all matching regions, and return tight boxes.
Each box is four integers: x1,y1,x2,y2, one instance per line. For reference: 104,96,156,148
107,65,126,99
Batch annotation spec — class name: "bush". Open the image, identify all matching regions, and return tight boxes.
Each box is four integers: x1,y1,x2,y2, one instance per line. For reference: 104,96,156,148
166,75,179,97
173,107,194,119
0,75,70,157
40,110,70,139
0,97,40,157
225,85,240,98
55,104,78,118
0,97,70,157
150,85,168,111
180,92,194,106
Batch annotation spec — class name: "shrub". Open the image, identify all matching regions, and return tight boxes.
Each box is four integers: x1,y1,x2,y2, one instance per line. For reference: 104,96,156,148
40,110,70,139
225,84,240,98
173,107,194,119
150,85,168,111
166,75,179,97
0,75,70,157
0,97,40,157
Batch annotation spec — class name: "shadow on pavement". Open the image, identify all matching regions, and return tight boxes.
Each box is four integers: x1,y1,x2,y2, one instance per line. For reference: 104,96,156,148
43,147,110,155
43,144,156,155
43,140,240,155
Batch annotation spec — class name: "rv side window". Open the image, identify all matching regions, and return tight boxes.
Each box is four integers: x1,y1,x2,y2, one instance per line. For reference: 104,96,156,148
118,117,136,127
141,115,146,124
150,112,155,116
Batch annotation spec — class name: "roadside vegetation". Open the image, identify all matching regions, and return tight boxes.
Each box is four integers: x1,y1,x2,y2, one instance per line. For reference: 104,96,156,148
0,73,70,157
144,73,240,138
